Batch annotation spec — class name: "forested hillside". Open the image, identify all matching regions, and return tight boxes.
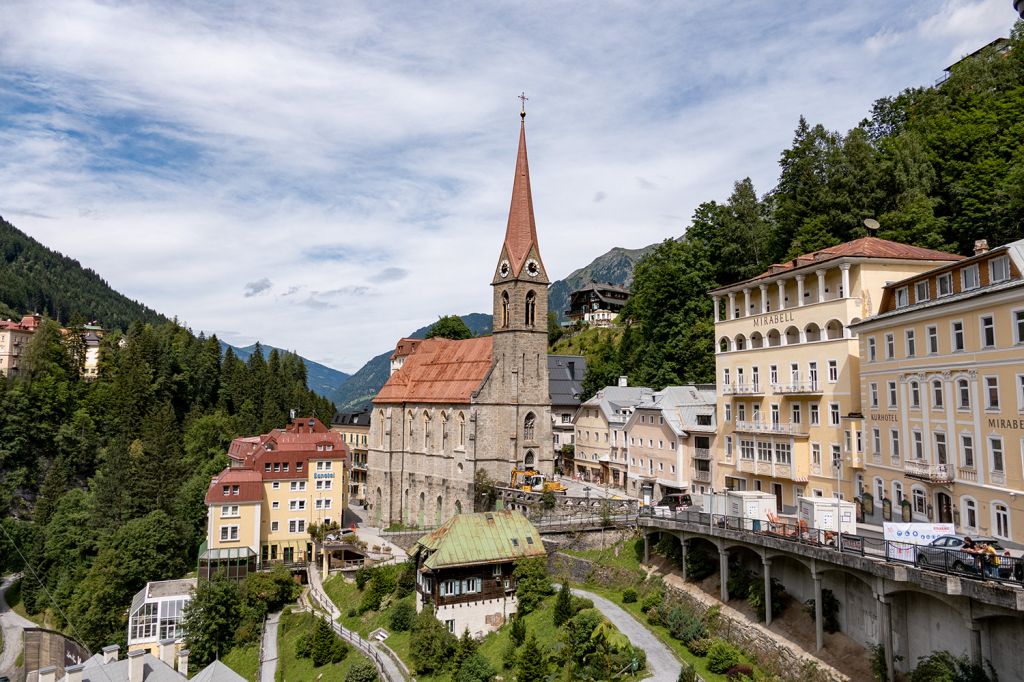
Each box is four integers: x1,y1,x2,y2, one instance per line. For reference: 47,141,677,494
0,216,166,329
582,26,1024,397
0,320,334,651
221,341,351,405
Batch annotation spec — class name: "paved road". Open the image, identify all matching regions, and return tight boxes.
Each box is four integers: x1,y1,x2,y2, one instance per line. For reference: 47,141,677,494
259,610,281,682
572,588,680,682
1,574,36,677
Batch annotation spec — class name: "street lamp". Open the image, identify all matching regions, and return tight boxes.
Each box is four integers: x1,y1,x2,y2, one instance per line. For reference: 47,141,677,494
832,453,845,551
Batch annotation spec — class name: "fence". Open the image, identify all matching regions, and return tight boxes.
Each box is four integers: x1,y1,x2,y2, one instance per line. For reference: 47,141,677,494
640,508,1024,587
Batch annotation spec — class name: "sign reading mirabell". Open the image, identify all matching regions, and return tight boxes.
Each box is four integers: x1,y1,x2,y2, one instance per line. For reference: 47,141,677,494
752,312,796,327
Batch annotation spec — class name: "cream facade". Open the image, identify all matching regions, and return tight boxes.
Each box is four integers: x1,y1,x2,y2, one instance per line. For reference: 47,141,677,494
572,383,652,487
0,314,40,376
710,238,962,510
852,239,1024,544
623,385,717,503
204,417,348,569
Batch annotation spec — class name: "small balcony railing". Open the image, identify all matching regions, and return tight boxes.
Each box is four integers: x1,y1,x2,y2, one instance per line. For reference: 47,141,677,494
692,469,711,482
957,467,977,483
771,382,823,395
692,448,711,460
903,459,953,483
734,420,809,437
722,383,764,396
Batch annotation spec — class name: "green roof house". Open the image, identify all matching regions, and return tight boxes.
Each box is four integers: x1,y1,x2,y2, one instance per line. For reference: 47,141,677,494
412,510,545,637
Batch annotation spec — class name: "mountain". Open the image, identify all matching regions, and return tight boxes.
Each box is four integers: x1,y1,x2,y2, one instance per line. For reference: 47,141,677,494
0,216,166,329
547,244,659,323
220,341,352,405
332,312,493,410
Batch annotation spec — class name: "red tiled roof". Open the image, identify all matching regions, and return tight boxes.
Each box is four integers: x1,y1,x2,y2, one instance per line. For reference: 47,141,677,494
711,237,963,292
374,336,493,404
390,338,424,361
205,468,263,504
502,121,545,278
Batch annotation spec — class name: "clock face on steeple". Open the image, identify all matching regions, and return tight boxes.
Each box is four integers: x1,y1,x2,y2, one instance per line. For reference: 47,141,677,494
525,259,540,277
499,259,511,278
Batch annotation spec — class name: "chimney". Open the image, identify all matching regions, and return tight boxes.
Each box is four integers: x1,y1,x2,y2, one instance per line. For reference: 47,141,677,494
158,639,176,669
177,649,190,678
65,663,85,682
974,239,989,255
128,649,146,682
618,376,628,387
102,644,120,664
38,666,57,682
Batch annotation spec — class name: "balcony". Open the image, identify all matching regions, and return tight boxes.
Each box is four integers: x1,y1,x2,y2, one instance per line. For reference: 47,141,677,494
734,420,809,437
957,467,977,483
692,469,711,483
734,458,807,482
722,383,764,396
903,459,954,483
771,382,823,395
692,448,711,460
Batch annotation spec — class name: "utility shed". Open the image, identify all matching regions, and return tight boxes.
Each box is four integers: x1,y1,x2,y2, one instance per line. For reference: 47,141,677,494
412,510,546,637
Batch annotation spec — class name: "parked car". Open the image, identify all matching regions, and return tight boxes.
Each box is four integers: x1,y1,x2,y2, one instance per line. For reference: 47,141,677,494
649,493,699,516
915,535,1005,573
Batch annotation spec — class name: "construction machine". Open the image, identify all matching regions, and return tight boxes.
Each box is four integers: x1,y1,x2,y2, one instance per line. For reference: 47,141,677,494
510,468,568,494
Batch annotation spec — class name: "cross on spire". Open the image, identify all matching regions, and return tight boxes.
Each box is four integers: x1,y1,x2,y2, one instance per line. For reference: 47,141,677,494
519,91,528,119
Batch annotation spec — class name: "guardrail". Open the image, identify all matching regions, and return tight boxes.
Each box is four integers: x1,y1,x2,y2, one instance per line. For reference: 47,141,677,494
639,509,1024,587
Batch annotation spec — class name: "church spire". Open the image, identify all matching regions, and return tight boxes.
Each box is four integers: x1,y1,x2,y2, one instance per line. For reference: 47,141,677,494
498,96,546,281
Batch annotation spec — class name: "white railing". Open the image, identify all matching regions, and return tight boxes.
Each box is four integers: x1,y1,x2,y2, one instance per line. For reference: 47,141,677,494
903,459,953,483
957,467,978,483
734,420,809,436
771,382,822,394
722,383,763,395
692,469,711,482
692,448,711,460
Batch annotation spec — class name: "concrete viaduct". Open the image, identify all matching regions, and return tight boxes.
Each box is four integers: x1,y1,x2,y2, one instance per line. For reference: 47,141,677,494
638,515,1024,682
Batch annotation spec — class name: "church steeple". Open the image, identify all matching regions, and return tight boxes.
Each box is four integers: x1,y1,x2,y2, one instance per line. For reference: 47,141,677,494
494,99,547,284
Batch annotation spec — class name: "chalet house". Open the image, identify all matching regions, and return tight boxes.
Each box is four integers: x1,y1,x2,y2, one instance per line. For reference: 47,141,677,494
565,282,630,327
412,510,545,637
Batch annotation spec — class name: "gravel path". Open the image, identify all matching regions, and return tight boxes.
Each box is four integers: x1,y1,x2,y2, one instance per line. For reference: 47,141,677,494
259,610,281,682
1,574,37,677
572,587,680,682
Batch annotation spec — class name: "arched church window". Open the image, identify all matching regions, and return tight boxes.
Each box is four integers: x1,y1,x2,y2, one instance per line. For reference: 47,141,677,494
525,450,535,467
524,412,535,441
525,291,536,326
501,292,510,328
458,412,466,447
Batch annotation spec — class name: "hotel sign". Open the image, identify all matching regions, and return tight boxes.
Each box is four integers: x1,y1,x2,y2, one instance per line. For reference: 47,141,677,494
752,312,795,328
314,472,336,479
870,413,898,423
988,418,1024,430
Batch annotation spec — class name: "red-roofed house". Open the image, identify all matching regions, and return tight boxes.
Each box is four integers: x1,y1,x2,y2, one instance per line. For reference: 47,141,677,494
200,417,348,577
709,235,964,508
366,110,553,527
0,314,41,376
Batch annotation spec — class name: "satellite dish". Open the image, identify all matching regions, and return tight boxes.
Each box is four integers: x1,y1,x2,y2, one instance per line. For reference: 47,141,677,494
863,218,880,232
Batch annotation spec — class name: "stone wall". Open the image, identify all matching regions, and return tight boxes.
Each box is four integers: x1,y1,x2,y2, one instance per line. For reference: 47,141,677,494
547,551,643,589
498,488,639,518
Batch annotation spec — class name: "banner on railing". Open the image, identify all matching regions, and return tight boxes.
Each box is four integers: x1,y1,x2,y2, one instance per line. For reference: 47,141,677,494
883,522,954,561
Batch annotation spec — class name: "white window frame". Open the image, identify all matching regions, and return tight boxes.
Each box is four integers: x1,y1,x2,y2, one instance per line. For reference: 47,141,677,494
985,376,1000,410
915,280,929,303
990,255,1010,283
926,325,938,354
895,287,909,308
905,329,916,357
867,337,877,362
888,381,898,409
219,525,239,542
827,360,838,383
1015,309,1024,345
951,320,965,352
870,383,879,409
885,333,895,359
980,315,996,349
961,264,980,291
829,402,840,426
937,272,952,297
961,434,975,468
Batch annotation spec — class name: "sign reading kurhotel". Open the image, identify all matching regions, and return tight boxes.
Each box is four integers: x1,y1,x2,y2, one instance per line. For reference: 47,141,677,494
752,312,795,327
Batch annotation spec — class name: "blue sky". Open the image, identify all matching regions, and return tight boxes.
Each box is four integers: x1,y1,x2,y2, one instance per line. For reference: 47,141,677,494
0,0,1017,371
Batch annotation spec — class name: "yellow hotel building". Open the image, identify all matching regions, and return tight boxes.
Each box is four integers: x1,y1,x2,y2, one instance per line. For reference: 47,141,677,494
202,416,348,574
709,237,961,510
851,238,1024,544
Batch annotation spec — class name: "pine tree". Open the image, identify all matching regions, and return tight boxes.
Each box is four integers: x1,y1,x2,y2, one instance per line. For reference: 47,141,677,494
553,581,573,627
516,633,547,682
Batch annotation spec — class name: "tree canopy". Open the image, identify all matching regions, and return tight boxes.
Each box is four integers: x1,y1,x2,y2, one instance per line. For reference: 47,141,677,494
425,315,474,340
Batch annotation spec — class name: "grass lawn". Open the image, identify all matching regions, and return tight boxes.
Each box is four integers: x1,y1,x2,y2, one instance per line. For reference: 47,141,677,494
221,643,259,682
323,575,643,682
562,537,646,574
276,608,374,682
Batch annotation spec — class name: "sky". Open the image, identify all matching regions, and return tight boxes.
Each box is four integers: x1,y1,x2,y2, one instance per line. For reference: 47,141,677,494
0,1,1018,372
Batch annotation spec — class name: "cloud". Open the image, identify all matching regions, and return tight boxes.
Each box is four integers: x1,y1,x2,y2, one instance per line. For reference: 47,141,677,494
371,267,408,283
0,0,1015,372
243,278,272,297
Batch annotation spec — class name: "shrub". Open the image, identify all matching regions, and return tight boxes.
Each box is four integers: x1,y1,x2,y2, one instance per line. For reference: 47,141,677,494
554,582,573,627
309,617,349,666
502,638,519,669
641,590,663,612
513,557,553,615
686,637,712,657
510,613,527,647
677,665,697,682
456,652,497,682
685,546,717,581
646,607,664,627
409,606,457,674
346,607,357,618
909,651,997,682
655,533,682,561
570,595,593,614
295,633,312,659
396,561,417,598
622,588,638,603
804,588,841,633
726,566,754,599
345,659,379,682
355,567,371,590
666,608,706,644
389,600,415,632
706,639,742,674
726,663,755,680
747,577,786,622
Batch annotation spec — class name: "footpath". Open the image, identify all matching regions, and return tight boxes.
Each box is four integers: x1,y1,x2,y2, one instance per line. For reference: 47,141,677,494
304,564,408,682
258,610,281,682
0,574,36,678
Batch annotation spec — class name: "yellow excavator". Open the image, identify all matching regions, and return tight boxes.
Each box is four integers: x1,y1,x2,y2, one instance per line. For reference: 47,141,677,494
510,468,568,494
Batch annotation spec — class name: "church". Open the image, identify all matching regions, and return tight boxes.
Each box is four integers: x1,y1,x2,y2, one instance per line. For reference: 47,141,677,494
365,106,553,527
